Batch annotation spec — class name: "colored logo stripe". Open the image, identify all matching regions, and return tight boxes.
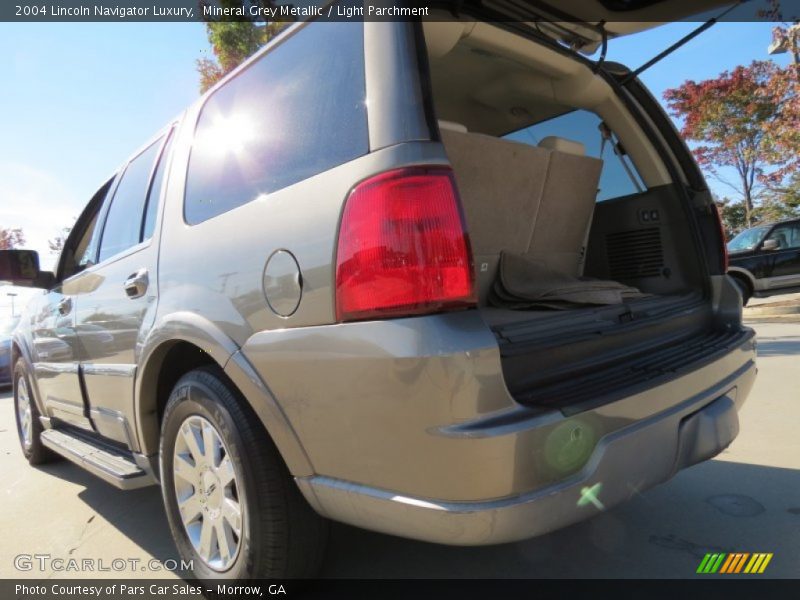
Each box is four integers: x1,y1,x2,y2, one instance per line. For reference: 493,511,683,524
696,554,713,573
719,554,735,573
744,553,774,574
734,553,750,573
720,553,749,573
697,553,726,573
697,552,773,574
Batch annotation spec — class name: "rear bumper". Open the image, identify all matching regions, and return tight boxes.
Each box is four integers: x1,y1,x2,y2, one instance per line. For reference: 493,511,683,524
297,360,754,545
241,311,756,545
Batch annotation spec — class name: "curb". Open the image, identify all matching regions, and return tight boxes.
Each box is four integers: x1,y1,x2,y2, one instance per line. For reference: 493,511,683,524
744,302,800,317
744,314,800,323
743,297,800,317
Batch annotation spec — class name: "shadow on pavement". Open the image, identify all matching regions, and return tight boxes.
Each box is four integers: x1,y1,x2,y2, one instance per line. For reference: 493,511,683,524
29,441,800,578
320,459,799,578
35,460,178,565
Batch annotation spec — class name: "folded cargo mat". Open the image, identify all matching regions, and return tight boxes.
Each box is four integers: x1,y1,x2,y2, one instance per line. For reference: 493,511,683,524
489,251,647,310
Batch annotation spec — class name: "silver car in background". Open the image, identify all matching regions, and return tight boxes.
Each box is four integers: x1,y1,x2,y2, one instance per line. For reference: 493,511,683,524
0,315,20,386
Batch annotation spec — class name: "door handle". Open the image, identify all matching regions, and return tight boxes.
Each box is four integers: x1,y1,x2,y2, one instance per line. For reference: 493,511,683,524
124,268,149,299
57,297,72,315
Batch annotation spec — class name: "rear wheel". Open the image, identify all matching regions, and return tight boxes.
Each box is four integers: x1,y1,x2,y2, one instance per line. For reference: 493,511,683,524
159,367,328,580
14,360,56,465
731,276,752,306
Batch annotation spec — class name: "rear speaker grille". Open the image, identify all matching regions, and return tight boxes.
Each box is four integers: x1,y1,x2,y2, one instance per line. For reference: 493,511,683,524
606,227,664,280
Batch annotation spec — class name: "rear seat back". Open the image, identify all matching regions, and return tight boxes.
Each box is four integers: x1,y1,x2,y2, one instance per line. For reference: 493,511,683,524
442,127,603,301
441,128,549,302
530,137,603,277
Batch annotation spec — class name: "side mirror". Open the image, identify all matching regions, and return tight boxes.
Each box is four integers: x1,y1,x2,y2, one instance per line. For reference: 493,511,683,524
0,250,53,288
762,239,779,251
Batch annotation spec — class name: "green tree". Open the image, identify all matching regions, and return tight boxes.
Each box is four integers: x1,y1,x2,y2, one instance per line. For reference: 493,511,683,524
755,196,800,224
0,227,25,250
197,1,288,93
715,198,748,238
716,190,800,241
778,172,800,210
758,171,800,226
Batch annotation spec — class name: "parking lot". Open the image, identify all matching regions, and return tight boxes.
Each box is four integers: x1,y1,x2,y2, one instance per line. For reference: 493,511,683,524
1,320,798,579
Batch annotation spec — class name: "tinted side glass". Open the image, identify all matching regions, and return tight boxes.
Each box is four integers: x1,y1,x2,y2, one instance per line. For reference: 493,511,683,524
184,22,368,225
142,130,175,241
504,110,645,201
75,179,115,272
766,223,800,249
727,226,769,252
98,139,163,262
77,213,100,268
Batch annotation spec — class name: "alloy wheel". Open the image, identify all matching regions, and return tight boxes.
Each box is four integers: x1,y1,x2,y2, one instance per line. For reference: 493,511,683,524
172,415,244,571
16,375,33,450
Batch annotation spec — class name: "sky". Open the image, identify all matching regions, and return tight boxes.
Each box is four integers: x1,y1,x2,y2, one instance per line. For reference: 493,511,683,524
0,15,792,317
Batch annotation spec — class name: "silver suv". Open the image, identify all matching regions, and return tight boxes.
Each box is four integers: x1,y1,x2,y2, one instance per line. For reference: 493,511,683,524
3,9,755,580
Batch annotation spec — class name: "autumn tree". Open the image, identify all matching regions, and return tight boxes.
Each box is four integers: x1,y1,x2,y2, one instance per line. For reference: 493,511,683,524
664,61,792,228
197,0,288,93
0,228,25,250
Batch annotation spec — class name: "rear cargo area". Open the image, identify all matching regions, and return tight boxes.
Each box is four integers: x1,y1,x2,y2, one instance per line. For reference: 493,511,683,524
424,22,731,411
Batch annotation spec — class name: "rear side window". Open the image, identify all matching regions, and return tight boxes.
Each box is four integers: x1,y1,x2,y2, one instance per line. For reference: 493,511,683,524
98,138,163,262
505,110,645,201
184,22,368,225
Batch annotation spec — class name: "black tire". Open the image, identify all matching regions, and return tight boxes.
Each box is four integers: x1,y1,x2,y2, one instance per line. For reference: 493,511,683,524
731,276,752,306
13,359,57,465
159,366,328,580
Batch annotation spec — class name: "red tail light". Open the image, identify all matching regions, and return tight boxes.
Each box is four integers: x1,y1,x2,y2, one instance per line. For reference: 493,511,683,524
335,167,476,322
712,203,729,272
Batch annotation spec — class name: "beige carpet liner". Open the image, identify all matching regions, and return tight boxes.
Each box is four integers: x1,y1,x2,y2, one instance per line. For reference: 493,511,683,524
490,251,646,310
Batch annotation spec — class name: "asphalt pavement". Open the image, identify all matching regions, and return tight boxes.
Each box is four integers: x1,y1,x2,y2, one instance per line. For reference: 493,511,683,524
1,321,798,579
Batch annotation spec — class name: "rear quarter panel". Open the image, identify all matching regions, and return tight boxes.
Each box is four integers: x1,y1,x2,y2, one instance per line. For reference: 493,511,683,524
157,131,450,345
151,97,452,474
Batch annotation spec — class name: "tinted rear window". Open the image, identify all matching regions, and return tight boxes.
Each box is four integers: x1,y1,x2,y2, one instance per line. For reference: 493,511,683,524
184,22,368,225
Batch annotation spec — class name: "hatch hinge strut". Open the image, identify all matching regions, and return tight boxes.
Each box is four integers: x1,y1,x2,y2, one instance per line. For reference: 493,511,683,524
620,1,743,85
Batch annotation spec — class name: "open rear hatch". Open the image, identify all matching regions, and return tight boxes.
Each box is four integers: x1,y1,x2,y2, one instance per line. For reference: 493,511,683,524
424,8,738,413
442,0,737,53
